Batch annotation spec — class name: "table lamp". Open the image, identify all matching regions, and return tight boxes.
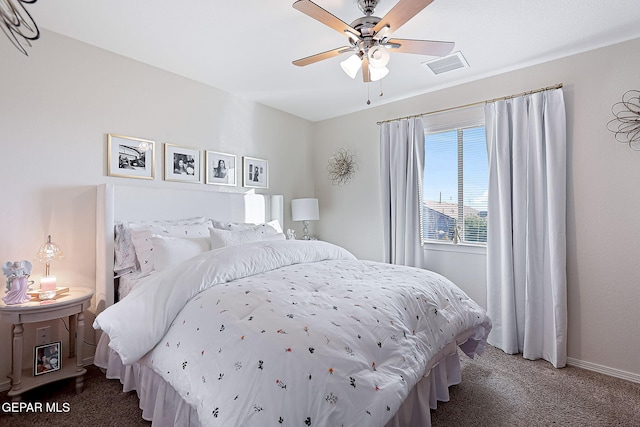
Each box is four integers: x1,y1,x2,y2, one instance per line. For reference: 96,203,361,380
35,235,64,291
291,198,319,240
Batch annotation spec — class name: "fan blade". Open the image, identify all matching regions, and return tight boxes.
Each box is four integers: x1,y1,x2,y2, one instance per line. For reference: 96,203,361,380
293,46,353,67
293,0,359,38
362,57,371,83
386,38,454,56
373,0,434,35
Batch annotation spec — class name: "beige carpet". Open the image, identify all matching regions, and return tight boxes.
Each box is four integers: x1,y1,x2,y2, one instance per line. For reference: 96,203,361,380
431,345,640,426
1,345,639,426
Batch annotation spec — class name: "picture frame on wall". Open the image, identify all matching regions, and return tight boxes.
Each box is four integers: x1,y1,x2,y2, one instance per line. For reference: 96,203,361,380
243,156,269,189
205,151,237,186
107,134,155,180
34,341,61,376
164,143,202,183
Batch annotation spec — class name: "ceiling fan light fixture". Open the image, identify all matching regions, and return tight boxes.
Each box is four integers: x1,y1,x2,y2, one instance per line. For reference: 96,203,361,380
340,54,362,79
292,0,454,89
368,45,390,68
369,66,389,81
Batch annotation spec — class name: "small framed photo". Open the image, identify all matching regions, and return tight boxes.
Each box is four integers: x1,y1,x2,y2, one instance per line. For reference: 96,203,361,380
107,134,155,180
206,151,237,186
164,143,202,183
34,341,61,376
243,156,268,189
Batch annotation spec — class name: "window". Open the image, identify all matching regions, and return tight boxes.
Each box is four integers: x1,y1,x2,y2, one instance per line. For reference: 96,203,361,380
422,124,488,244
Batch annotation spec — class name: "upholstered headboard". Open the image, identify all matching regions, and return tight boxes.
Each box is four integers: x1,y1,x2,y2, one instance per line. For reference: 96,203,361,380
95,183,284,312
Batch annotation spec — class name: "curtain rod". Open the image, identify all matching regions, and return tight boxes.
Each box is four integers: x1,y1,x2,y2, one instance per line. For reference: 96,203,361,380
376,83,563,125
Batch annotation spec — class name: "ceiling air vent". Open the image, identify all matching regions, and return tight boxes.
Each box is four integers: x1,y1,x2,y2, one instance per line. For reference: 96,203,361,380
423,51,469,75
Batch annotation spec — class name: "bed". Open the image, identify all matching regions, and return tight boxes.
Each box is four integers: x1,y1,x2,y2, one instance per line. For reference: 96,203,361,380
92,183,491,427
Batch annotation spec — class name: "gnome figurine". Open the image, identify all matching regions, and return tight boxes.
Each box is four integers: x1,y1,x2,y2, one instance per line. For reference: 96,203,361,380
2,260,33,304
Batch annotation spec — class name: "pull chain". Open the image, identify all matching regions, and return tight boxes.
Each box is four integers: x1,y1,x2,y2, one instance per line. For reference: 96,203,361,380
366,80,384,105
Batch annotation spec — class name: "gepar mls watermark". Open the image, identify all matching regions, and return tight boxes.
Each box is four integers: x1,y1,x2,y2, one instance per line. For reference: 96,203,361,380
2,401,70,413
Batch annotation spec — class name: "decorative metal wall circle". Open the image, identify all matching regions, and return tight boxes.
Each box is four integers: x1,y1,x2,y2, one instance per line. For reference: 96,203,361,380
327,148,358,186
1,0,40,56
607,90,640,150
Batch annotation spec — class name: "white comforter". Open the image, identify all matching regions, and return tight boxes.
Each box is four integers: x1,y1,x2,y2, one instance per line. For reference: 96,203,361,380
94,240,490,427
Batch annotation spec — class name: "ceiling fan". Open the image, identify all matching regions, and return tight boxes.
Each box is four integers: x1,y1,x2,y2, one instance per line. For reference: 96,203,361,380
292,0,454,83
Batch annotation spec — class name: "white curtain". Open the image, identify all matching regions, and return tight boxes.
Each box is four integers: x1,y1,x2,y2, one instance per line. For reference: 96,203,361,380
380,117,425,267
485,89,567,368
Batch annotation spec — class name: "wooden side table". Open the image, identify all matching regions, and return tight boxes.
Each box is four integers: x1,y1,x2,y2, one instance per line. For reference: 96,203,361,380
0,287,94,401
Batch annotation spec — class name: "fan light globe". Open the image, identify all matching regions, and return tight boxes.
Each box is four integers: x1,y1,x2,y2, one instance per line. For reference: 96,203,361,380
368,46,390,68
370,66,389,81
340,54,362,79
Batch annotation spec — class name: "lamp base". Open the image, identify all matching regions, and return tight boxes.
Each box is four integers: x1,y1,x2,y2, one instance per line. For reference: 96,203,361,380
302,220,310,240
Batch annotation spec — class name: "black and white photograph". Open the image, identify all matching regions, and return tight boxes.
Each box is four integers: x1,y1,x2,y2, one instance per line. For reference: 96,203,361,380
107,134,155,179
34,341,61,376
243,156,268,189
164,143,202,183
205,150,236,186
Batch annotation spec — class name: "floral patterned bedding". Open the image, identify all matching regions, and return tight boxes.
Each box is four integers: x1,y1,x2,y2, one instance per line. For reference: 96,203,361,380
94,240,490,427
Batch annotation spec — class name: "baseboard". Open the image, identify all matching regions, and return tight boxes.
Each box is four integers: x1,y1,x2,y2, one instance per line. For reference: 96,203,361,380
567,357,640,384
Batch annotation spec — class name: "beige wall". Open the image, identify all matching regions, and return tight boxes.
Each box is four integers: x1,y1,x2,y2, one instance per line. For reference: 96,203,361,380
312,37,640,380
0,31,315,388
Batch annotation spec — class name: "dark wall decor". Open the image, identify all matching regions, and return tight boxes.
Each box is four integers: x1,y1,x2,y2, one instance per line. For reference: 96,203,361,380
1,0,40,55
607,90,640,151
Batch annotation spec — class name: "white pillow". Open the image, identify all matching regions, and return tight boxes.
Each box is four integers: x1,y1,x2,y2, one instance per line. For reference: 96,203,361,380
210,220,282,234
266,220,283,234
151,235,211,272
209,227,285,249
210,220,256,231
131,221,212,275
114,223,138,275
114,217,206,274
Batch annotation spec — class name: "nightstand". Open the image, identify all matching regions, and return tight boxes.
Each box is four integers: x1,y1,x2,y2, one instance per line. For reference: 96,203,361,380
0,287,94,402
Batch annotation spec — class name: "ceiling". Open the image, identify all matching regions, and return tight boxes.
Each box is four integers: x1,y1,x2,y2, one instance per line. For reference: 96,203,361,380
27,0,640,122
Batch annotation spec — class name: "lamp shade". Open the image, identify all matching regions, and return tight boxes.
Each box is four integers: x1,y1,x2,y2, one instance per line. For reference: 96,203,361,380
291,198,319,221
368,45,390,68
35,235,64,263
340,54,362,79
369,66,389,81
35,235,64,276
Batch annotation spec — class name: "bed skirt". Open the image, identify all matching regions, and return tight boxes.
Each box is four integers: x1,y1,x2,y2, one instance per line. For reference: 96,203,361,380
94,330,482,427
